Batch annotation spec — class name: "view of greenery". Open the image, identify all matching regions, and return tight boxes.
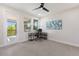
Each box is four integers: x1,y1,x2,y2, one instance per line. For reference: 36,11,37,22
7,21,16,36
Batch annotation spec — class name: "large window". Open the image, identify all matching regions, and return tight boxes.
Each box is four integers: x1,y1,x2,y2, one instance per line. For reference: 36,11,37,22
7,20,17,36
46,19,62,30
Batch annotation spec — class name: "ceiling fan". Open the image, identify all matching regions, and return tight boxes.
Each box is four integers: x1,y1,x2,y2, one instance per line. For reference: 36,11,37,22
33,3,49,12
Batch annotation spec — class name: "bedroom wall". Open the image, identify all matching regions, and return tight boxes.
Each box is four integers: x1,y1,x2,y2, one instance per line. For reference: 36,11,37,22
40,5,79,47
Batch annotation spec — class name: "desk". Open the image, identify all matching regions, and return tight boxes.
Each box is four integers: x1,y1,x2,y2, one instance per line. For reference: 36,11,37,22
28,32,47,41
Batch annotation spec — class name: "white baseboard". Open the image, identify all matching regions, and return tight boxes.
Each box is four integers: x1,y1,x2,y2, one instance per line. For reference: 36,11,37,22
49,39,79,47
0,40,27,47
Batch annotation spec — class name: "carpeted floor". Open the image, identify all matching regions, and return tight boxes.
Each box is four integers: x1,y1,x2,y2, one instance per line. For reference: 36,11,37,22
0,40,79,56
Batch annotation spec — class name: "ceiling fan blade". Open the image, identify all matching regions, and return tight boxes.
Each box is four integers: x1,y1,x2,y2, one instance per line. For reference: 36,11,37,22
33,6,41,10
43,7,49,12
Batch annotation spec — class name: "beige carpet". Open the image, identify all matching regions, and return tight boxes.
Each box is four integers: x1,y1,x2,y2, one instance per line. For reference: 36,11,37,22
0,40,79,56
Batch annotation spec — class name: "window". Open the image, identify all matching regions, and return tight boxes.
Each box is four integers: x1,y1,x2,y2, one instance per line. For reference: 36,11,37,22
7,20,17,36
46,19,62,30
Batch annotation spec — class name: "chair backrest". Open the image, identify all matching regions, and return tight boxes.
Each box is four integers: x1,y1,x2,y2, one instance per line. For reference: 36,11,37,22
38,29,42,33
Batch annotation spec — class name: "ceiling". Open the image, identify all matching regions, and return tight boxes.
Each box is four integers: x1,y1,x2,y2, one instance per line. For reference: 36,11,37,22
2,3,79,18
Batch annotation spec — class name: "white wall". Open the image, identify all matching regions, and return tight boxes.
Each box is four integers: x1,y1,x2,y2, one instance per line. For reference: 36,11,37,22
40,6,79,47
0,6,4,46
0,5,37,47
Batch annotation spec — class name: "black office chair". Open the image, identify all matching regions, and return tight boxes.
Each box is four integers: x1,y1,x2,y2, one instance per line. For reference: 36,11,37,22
38,29,42,33
35,29,43,40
